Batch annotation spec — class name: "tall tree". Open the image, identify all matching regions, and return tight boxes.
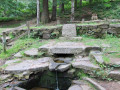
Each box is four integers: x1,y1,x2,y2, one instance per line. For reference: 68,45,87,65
75,0,77,10
51,0,57,21
41,0,49,23
80,0,82,7
37,0,40,26
71,0,75,21
89,0,93,4
60,0,65,13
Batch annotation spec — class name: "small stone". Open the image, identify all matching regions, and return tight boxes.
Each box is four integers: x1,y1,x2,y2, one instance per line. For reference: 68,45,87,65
24,48,38,57
90,51,104,64
43,33,51,39
14,52,22,58
57,64,71,72
68,69,76,75
0,74,11,81
49,59,66,71
109,70,120,80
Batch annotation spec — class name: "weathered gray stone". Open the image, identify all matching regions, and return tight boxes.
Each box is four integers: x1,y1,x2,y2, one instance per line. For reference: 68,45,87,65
57,64,71,72
43,33,51,39
98,24,109,29
83,46,102,56
4,57,51,74
62,24,76,37
83,77,106,90
24,48,38,57
14,52,22,58
109,70,120,80
50,42,85,54
72,61,100,71
0,74,11,81
68,85,82,90
49,59,66,71
67,69,76,75
90,51,104,64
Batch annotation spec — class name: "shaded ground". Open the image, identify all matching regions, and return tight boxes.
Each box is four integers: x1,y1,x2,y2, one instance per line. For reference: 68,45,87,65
96,80,120,90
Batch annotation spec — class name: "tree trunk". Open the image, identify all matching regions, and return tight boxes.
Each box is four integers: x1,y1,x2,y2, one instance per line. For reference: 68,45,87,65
89,0,93,4
75,0,77,10
37,0,40,26
80,0,82,7
51,0,57,21
41,0,49,24
71,0,75,21
60,1,65,13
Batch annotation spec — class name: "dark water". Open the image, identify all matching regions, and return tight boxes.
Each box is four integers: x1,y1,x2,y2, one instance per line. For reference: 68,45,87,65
31,87,50,90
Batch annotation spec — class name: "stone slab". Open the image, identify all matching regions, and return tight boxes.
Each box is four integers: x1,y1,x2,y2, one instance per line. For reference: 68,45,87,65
72,61,100,71
50,42,85,54
62,24,76,37
24,48,38,57
4,57,52,74
57,64,71,72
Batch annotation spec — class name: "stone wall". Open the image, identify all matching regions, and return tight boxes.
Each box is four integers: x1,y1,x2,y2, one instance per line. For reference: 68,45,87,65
31,23,120,39
77,24,120,38
1,23,120,40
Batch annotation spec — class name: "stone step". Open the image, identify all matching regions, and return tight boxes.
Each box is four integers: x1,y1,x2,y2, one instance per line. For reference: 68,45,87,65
72,60,100,72
24,48,39,57
2,57,52,74
50,42,86,54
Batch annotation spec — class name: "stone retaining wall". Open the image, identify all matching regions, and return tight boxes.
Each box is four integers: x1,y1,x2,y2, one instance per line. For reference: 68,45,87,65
1,23,120,40
32,23,120,39
77,24,120,38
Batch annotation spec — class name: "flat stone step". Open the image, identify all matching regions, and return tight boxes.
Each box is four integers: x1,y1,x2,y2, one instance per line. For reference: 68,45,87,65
72,60,100,71
3,57,52,74
50,42,86,54
62,24,76,37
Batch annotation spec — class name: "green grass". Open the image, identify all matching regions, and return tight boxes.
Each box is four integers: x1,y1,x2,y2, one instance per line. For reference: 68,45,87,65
81,35,120,59
0,37,50,59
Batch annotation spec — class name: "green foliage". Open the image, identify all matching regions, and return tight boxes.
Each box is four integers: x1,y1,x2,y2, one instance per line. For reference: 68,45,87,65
90,1,120,19
77,70,88,80
0,38,35,59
